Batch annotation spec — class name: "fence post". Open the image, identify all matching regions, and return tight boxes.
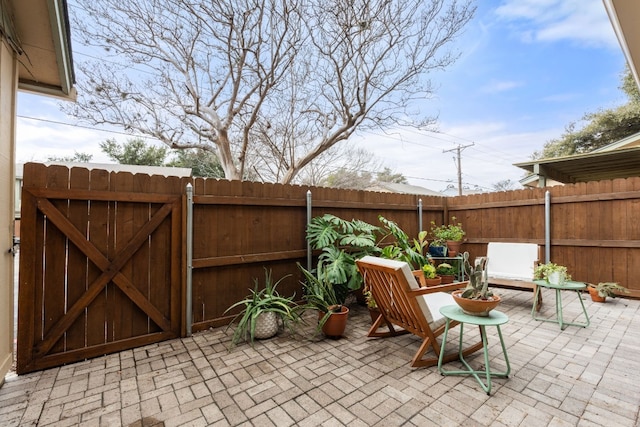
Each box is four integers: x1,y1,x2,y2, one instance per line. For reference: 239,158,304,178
418,199,423,231
185,183,193,337
545,190,551,263
306,190,312,271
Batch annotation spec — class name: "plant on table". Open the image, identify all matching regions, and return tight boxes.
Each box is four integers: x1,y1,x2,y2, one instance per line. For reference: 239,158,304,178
223,269,300,347
430,217,465,242
460,253,493,300
533,262,571,284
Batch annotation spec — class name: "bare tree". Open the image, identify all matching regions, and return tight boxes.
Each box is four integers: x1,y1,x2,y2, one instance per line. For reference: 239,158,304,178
66,0,475,183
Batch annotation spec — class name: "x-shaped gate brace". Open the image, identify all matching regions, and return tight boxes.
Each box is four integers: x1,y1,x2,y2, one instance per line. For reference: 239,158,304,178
32,197,176,359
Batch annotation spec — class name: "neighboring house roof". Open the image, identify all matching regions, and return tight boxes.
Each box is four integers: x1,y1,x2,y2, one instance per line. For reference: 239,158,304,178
515,131,640,186
366,182,442,196
439,184,486,197
604,0,640,91
43,162,193,178
7,0,75,99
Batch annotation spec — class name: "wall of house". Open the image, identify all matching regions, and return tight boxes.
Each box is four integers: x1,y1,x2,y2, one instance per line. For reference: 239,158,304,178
0,40,17,383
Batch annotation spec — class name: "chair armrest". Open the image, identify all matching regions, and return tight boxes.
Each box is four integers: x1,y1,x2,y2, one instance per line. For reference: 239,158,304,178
408,281,469,297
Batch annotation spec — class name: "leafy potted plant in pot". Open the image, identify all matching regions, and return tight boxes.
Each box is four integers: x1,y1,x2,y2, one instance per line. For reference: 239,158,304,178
306,214,382,304
452,253,501,316
587,282,629,302
421,263,441,286
436,262,456,284
430,217,465,256
533,262,570,285
363,288,379,323
223,269,300,347
298,263,349,339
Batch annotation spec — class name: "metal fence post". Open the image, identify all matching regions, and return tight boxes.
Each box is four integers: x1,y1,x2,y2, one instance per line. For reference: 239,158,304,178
418,198,423,231
306,190,312,271
185,183,193,337
545,190,551,263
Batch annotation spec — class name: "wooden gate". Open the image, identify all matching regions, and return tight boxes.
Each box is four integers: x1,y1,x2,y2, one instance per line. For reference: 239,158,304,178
17,164,185,374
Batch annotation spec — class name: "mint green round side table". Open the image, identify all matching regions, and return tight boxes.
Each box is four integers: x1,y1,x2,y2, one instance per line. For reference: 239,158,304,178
438,305,510,395
532,279,590,330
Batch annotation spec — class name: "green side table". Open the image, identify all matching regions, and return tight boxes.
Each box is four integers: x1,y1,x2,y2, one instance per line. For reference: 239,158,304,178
532,280,590,330
438,305,510,395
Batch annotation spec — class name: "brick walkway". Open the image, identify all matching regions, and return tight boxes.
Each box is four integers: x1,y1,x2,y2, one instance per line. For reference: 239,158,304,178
1,288,639,426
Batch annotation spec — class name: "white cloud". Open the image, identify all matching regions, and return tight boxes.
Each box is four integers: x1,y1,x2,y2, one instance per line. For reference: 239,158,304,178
495,0,619,49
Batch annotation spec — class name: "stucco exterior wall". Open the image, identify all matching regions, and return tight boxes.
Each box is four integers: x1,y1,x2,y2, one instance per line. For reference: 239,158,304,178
0,39,17,383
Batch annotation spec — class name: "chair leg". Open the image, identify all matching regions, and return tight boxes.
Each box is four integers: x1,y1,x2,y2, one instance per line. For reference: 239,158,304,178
410,329,484,368
367,313,408,338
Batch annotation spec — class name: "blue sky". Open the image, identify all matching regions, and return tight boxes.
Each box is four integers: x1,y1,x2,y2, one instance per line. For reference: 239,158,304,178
16,0,628,191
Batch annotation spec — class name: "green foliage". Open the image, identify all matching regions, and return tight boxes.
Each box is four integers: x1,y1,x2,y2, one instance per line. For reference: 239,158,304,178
47,152,94,163
297,263,343,332
593,282,628,298
422,263,437,279
376,167,408,184
378,216,430,269
306,214,382,297
533,263,570,282
430,217,465,242
166,148,225,178
435,263,455,276
100,137,168,166
535,67,640,159
223,269,299,347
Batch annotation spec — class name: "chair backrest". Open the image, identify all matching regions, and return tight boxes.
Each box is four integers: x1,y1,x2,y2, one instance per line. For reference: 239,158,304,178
356,256,437,331
486,242,539,280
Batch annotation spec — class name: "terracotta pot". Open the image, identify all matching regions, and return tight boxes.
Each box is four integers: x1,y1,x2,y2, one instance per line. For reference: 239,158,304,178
588,286,606,303
368,307,380,323
320,305,349,338
439,274,455,284
452,290,501,317
424,276,442,286
446,240,462,255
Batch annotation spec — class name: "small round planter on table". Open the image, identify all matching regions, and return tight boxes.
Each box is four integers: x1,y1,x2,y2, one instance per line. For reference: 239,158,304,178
452,290,501,317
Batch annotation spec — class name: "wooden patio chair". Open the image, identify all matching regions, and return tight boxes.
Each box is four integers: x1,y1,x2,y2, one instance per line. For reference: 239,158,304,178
356,256,484,368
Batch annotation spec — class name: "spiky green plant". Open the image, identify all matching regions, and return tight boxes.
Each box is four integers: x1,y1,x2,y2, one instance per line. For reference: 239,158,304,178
224,269,299,347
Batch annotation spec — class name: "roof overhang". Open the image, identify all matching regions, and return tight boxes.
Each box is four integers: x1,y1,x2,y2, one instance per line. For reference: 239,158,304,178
515,146,640,184
603,0,640,90
9,0,75,100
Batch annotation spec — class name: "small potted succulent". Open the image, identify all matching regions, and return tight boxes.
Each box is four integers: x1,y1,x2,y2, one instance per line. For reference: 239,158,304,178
587,282,628,302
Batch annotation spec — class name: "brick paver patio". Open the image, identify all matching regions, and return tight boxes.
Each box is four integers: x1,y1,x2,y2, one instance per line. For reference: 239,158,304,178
1,288,639,426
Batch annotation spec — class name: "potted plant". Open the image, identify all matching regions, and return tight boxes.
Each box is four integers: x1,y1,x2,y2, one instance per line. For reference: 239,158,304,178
298,263,349,339
436,262,456,284
306,214,382,304
533,262,570,285
223,269,300,347
452,252,501,316
430,217,465,256
587,282,629,302
363,288,380,322
421,263,442,286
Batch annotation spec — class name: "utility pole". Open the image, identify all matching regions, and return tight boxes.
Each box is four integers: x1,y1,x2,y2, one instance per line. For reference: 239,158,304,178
443,143,474,196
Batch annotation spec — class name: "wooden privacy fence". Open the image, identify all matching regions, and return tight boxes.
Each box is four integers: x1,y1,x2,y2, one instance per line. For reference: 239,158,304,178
16,163,640,373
